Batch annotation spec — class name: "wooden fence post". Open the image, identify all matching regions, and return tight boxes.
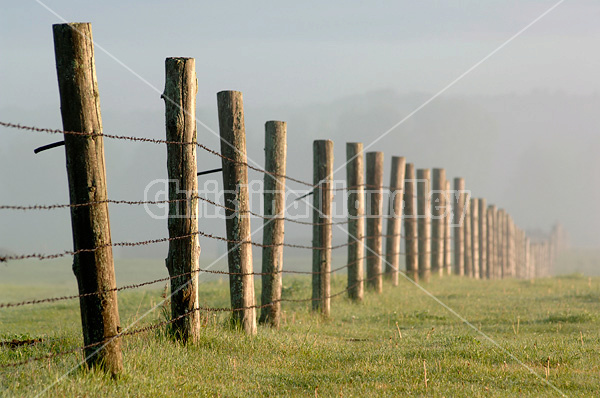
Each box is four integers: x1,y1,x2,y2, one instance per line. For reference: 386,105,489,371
478,198,487,279
514,227,521,279
217,90,257,335
313,140,333,315
404,163,418,282
366,152,384,292
417,169,431,282
486,205,496,279
503,213,509,278
531,242,538,278
506,215,513,278
346,143,364,301
53,22,122,375
431,168,446,277
524,237,531,279
453,178,465,276
164,57,201,342
259,121,287,327
464,195,473,277
470,199,479,279
385,156,406,286
444,180,452,275
497,209,505,278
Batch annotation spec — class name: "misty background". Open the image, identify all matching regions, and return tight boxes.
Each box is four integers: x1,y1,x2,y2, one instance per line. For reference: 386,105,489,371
1,1,599,264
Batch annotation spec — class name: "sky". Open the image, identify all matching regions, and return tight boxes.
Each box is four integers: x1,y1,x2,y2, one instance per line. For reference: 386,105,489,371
1,0,599,258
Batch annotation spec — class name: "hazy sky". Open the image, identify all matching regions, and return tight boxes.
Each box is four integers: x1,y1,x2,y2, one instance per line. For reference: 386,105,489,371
1,1,599,256
2,1,600,109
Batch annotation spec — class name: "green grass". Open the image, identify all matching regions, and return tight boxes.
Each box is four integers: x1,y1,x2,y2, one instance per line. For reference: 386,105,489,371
1,269,600,397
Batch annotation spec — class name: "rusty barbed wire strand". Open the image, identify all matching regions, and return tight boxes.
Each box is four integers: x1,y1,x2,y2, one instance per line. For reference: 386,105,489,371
0,194,354,226
0,301,275,370
0,269,394,369
0,121,430,192
0,121,316,187
0,226,360,263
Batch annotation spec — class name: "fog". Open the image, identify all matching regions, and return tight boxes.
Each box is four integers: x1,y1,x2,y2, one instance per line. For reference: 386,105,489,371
1,1,599,259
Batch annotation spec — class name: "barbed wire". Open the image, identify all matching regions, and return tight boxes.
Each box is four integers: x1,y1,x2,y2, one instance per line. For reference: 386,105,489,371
0,121,316,188
1,121,429,193
0,267,395,370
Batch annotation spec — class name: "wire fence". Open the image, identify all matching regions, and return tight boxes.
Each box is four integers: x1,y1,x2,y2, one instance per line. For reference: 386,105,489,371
0,117,554,372
0,269,390,370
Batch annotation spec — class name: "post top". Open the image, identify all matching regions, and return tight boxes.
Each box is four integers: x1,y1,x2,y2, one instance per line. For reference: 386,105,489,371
52,22,91,29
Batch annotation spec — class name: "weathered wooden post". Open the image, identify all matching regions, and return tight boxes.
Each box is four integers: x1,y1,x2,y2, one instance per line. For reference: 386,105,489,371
453,178,465,276
217,91,257,335
313,140,333,315
444,180,452,275
163,57,201,342
417,169,431,282
431,168,446,277
531,242,538,278
259,121,287,327
385,156,406,286
53,23,122,375
404,163,418,282
478,198,487,279
520,229,526,279
514,227,521,279
486,205,496,279
346,143,364,301
366,152,384,292
507,215,515,278
497,209,505,278
470,199,479,279
524,237,531,279
503,212,510,278
463,195,473,277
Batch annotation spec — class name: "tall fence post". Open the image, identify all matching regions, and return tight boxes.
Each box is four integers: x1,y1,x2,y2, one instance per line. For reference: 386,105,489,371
366,152,384,292
217,90,257,335
470,199,479,279
431,168,446,277
507,215,515,278
478,198,487,279
463,195,473,277
163,57,201,342
417,169,431,282
453,178,465,276
444,180,452,275
346,143,365,301
486,205,496,279
385,156,406,286
497,209,505,278
53,23,122,375
259,121,287,327
524,236,533,279
313,140,333,315
516,228,523,279
404,163,418,282
503,212,509,278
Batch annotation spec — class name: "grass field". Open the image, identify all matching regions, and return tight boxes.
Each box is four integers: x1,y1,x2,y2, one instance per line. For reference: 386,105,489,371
1,252,599,397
